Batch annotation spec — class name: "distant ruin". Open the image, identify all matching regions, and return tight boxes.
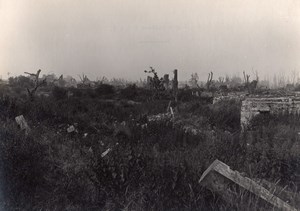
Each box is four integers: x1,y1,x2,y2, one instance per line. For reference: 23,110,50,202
241,97,300,128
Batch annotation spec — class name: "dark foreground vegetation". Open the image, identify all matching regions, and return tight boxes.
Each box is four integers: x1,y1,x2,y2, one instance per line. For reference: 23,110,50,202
0,84,299,210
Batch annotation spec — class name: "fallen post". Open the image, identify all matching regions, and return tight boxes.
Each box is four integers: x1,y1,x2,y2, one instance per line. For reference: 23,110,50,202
199,159,298,211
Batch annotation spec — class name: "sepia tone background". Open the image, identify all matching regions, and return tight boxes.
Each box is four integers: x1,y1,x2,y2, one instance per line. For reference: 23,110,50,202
0,0,299,80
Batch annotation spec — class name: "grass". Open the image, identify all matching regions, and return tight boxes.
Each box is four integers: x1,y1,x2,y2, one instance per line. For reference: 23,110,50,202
0,85,299,210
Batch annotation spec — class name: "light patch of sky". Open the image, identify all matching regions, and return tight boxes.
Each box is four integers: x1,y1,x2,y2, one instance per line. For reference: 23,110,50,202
0,0,299,81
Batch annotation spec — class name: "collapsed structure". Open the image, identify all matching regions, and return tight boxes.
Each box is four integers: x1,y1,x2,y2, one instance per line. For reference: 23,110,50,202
241,97,300,128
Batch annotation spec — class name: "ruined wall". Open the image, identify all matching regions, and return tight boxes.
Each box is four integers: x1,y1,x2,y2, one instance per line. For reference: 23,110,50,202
213,94,245,104
241,97,300,127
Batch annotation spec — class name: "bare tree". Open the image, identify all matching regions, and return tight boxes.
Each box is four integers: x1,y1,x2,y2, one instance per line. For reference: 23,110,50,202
218,77,224,84
253,70,259,82
24,69,46,100
51,74,65,87
225,75,230,83
291,70,297,85
189,73,199,88
144,67,164,91
243,71,250,93
251,70,259,91
278,73,286,88
273,74,278,88
243,71,250,85
243,71,259,94
78,73,90,85
173,69,178,103
206,71,213,90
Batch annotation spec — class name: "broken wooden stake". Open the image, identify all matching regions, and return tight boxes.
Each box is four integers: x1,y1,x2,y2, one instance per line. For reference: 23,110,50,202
15,115,30,135
166,100,172,113
170,107,174,119
101,148,111,158
199,159,297,211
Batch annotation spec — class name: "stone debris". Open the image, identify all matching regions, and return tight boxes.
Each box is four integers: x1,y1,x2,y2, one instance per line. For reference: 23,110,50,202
199,159,298,211
241,97,300,128
141,123,148,129
147,113,172,122
181,125,202,135
213,94,245,104
15,115,30,135
67,125,76,133
101,148,111,158
127,100,141,105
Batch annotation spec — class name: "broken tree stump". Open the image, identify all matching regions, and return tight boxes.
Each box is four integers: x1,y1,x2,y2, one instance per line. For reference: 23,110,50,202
199,159,297,211
15,115,30,135
172,69,178,103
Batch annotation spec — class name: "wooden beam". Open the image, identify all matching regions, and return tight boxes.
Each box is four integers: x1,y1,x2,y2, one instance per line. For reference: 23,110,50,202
199,160,297,211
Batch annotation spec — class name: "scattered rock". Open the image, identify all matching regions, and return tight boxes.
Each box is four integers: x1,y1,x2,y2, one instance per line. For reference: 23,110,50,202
141,123,147,129
15,115,30,135
67,125,76,133
127,100,141,105
101,148,111,158
148,113,172,122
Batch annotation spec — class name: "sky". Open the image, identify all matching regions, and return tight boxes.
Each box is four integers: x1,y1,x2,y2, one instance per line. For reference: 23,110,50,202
0,0,299,81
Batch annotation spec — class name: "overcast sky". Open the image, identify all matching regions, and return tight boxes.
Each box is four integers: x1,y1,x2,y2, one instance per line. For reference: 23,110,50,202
0,0,299,81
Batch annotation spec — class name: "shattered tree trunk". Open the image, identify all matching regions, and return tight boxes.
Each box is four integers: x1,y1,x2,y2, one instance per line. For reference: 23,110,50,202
199,160,297,211
24,69,46,100
206,71,213,90
163,74,170,90
172,69,178,103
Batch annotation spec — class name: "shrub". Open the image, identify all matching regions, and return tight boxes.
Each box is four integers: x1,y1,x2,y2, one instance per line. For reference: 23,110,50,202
294,85,300,91
1,91,300,210
85,88,96,98
0,121,48,209
70,88,83,98
120,84,137,100
8,76,34,88
52,86,67,100
209,99,241,132
12,86,23,95
95,84,115,97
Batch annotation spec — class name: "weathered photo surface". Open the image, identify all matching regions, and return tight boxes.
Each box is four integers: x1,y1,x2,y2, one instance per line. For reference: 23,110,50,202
0,0,299,210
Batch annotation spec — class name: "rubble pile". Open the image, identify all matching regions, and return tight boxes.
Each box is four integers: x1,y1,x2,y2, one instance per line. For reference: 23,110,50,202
147,113,173,122
241,97,300,127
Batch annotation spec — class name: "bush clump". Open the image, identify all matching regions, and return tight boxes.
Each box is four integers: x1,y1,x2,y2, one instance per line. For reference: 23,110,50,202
120,84,137,100
52,86,67,100
95,84,115,97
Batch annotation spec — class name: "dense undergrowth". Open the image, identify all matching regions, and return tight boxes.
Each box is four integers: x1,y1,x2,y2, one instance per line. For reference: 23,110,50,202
0,86,299,210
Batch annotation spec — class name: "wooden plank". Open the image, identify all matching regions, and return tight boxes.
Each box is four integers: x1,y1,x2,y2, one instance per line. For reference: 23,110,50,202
199,160,297,211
